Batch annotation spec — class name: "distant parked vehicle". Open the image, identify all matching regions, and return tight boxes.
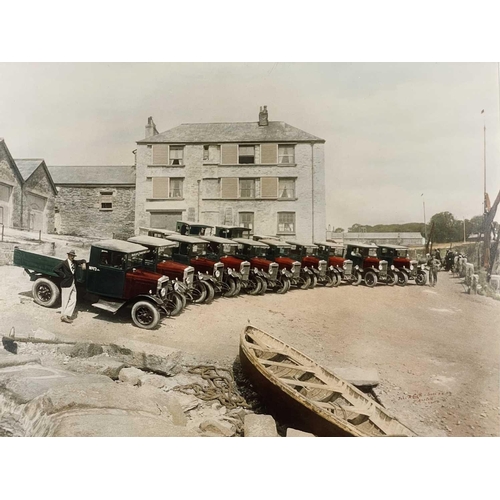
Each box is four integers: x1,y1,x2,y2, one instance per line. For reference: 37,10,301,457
286,241,329,288
13,240,173,329
345,243,388,287
314,241,354,286
384,245,427,286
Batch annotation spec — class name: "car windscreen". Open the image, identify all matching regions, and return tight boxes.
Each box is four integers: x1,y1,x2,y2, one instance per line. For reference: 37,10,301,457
396,249,409,258
127,251,148,269
276,247,290,256
305,247,318,256
191,244,208,256
368,248,377,257
252,247,268,257
158,247,174,260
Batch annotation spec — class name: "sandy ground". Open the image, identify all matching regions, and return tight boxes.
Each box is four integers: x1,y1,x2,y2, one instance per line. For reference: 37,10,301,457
1,265,499,437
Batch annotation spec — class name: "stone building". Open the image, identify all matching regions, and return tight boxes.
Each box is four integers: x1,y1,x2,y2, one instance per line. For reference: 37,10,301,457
328,231,425,246
134,107,326,242
48,165,136,239
0,138,57,233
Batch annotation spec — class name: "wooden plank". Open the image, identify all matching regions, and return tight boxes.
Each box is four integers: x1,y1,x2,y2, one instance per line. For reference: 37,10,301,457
259,359,316,373
278,377,344,394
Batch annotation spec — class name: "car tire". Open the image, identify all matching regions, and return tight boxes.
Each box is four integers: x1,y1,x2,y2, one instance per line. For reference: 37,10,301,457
246,276,262,296
257,276,267,295
351,271,363,286
191,281,208,304
310,274,318,288
397,271,409,286
165,292,184,317
131,301,160,329
233,278,242,296
364,270,378,287
275,276,290,294
32,278,60,308
299,273,312,290
223,276,238,297
202,281,215,303
387,271,397,286
416,271,427,286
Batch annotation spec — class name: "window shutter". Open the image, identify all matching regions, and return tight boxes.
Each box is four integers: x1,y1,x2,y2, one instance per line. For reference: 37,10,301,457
152,177,169,198
220,144,238,165
261,177,278,198
220,177,238,198
260,143,278,164
153,145,169,165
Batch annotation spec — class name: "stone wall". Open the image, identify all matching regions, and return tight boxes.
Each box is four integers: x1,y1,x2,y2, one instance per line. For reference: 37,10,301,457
0,146,23,229
56,186,135,239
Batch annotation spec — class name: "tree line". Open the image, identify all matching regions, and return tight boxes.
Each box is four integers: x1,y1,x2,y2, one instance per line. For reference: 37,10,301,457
331,212,487,244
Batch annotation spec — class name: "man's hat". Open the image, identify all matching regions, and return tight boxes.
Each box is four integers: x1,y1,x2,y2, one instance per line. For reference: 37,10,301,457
67,250,77,256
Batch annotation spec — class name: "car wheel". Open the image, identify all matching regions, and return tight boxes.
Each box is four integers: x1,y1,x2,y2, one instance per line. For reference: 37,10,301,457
416,271,427,286
191,281,208,304
275,276,290,294
257,276,267,295
246,276,262,296
222,276,237,297
397,271,409,286
299,273,312,290
131,301,160,329
310,274,318,288
165,292,184,317
322,273,334,287
351,271,363,286
387,271,397,286
32,278,60,307
364,270,378,287
202,281,215,303
233,278,242,296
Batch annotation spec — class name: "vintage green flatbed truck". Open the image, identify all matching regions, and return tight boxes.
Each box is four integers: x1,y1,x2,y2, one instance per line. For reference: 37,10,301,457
13,239,174,329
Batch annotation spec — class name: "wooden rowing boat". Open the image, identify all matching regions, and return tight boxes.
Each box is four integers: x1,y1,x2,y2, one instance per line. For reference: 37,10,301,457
239,326,416,437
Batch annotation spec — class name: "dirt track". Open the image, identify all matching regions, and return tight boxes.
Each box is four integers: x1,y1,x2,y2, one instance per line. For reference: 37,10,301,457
1,265,499,437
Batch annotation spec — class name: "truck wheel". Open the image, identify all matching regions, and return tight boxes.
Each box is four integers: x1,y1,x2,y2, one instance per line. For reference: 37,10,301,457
257,276,268,295
351,271,363,286
191,282,208,304
131,301,160,329
202,281,215,304
32,278,60,307
179,292,187,309
416,271,427,286
299,273,312,290
387,271,397,286
246,277,262,296
364,271,378,287
310,274,318,288
397,271,409,286
165,292,184,317
222,276,237,297
233,278,242,297
274,276,290,294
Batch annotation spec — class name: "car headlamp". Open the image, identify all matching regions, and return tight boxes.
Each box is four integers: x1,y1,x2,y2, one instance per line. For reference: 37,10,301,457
215,270,221,278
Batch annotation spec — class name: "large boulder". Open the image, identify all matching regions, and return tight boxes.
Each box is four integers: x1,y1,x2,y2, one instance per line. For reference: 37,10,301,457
244,414,278,437
105,340,182,376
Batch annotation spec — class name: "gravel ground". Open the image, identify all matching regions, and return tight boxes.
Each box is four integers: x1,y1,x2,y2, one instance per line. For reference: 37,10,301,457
1,264,499,437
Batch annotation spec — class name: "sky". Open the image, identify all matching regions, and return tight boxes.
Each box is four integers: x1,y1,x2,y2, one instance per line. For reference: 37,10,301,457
0,62,499,230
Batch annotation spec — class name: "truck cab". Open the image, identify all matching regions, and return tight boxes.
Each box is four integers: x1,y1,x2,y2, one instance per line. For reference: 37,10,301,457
378,244,426,286
176,221,214,236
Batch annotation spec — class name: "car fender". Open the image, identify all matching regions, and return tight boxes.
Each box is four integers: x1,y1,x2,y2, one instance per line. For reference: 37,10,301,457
130,294,167,313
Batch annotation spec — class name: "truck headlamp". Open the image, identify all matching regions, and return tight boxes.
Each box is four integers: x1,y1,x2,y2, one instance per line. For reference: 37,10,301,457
160,287,167,298
215,270,221,278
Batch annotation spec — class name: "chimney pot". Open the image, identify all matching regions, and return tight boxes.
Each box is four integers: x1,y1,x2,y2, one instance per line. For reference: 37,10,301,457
258,105,269,127
145,117,158,138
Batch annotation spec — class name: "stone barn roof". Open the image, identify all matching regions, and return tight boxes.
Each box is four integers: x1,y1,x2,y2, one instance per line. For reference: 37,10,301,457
48,165,136,185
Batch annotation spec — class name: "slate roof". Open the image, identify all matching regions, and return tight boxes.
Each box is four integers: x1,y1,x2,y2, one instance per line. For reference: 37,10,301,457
137,121,324,144
47,165,136,185
14,159,44,181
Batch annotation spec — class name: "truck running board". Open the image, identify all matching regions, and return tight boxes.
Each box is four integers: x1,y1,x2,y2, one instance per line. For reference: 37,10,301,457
91,299,126,314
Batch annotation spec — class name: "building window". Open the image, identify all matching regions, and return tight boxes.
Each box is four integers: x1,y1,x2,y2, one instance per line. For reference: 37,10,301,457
239,179,255,198
278,212,295,234
100,191,113,210
203,145,209,161
239,145,255,164
152,178,183,199
169,146,184,165
279,178,295,199
278,145,295,164
239,212,254,232
169,178,183,198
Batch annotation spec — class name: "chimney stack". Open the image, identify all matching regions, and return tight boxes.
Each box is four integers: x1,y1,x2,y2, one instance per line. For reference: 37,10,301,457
145,116,158,138
258,105,269,126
